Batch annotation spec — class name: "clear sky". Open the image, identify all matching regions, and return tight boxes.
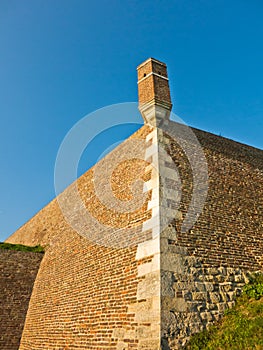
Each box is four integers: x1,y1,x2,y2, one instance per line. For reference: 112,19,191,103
0,0,262,242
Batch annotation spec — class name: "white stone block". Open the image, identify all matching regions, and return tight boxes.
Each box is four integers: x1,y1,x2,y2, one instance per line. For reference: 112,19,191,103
136,236,160,260
143,178,158,192
146,130,158,143
142,216,159,232
137,253,160,276
145,143,158,159
147,197,159,210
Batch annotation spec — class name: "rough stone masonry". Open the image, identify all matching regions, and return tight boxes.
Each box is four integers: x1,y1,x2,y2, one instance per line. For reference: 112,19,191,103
6,58,263,349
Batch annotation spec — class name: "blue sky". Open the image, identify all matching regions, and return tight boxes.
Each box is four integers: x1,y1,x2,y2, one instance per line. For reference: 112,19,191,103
0,0,262,241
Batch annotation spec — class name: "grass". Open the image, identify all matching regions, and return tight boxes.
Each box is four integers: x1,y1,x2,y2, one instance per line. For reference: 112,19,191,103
185,272,263,350
0,242,44,253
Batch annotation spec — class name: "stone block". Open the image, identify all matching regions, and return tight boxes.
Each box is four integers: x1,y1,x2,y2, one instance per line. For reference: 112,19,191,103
192,292,207,301
162,296,188,312
209,292,221,304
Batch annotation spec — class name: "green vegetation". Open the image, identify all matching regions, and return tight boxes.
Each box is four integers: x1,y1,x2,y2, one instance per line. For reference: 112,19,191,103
185,272,263,350
243,272,263,300
0,242,44,253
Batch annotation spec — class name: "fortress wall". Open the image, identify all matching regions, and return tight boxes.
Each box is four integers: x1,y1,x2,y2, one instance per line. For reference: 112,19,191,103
7,125,152,249
5,121,263,349
19,231,144,349
0,250,43,350
160,122,263,348
5,54,263,349
169,124,263,270
8,126,164,349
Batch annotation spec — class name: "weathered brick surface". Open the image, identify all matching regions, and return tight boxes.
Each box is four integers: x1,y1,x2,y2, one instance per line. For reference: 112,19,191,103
7,126,159,349
7,126,152,248
0,250,43,350
159,121,263,348
137,59,168,81
6,121,263,349
20,233,141,349
137,58,172,107
5,58,263,349
167,122,263,270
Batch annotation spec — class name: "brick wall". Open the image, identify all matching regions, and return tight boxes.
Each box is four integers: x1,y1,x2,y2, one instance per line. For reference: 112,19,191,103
0,250,43,350
19,232,141,349
7,126,163,349
5,120,263,349
168,122,263,270
159,121,263,348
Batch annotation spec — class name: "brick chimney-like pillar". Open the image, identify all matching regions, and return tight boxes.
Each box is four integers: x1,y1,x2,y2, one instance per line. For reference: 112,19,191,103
137,58,172,126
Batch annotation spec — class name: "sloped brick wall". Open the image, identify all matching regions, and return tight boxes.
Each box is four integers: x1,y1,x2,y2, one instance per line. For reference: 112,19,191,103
167,123,263,270
159,121,263,348
0,250,43,350
7,126,161,349
6,121,263,349
19,231,142,349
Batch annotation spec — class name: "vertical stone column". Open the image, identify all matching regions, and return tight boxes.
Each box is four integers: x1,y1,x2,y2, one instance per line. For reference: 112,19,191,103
137,58,182,349
131,126,181,349
133,128,161,349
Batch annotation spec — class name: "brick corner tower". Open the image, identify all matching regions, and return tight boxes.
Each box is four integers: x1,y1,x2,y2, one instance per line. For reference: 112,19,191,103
137,57,172,126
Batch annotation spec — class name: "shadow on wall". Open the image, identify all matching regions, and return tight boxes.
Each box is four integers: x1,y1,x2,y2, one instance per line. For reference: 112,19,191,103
0,248,43,350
